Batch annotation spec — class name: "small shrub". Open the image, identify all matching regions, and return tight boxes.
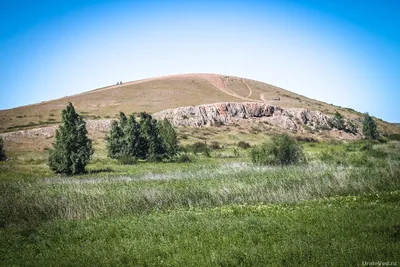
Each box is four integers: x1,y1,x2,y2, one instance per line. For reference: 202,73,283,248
237,141,251,149
295,136,317,143
174,153,192,163
331,111,345,130
187,142,210,157
209,141,221,150
250,134,305,165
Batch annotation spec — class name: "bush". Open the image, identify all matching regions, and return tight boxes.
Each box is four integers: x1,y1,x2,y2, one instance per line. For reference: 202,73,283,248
0,136,6,161
332,111,345,130
295,136,317,143
237,141,251,149
187,142,210,157
174,153,192,163
250,134,305,165
362,113,379,140
209,141,221,150
48,103,93,174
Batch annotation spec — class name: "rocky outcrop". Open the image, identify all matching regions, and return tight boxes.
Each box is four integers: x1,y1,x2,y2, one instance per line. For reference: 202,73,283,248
153,102,351,132
0,102,360,142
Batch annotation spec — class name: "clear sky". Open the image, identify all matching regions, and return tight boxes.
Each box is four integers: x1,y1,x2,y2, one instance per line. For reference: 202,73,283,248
1,0,399,122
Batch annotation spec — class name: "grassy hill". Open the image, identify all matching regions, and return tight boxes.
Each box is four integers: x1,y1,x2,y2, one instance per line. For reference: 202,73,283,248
1,74,400,266
1,73,398,135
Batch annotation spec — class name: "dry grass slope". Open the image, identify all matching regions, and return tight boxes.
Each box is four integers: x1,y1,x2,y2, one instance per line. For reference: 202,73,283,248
1,73,398,136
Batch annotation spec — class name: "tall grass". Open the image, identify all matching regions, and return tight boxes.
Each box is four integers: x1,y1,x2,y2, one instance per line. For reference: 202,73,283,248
1,192,399,266
1,140,400,266
2,159,399,225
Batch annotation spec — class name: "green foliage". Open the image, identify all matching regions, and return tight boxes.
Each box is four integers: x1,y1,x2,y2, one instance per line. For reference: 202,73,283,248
106,112,179,162
209,141,221,150
174,153,192,163
362,113,379,140
48,103,93,175
125,114,148,160
105,121,125,159
332,111,345,130
346,120,358,134
237,141,251,149
157,118,179,158
2,192,400,266
388,134,400,141
0,137,6,161
187,142,211,157
139,112,165,161
250,134,305,165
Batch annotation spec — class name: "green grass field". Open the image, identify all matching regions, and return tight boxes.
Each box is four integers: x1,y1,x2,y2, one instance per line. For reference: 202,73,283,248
1,140,400,266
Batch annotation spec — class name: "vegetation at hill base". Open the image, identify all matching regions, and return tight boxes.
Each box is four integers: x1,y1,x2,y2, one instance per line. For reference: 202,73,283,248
106,112,179,162
250,134,305,165
48,103,93,175
1,128,399,266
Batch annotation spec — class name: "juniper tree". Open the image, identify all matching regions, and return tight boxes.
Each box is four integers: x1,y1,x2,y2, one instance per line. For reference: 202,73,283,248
48,103,93,174
119,112,127,129
362,113,379,140
0,136,6,161
158,118,179,158
106,120,125,159
124,114,148,159
139,112,165,161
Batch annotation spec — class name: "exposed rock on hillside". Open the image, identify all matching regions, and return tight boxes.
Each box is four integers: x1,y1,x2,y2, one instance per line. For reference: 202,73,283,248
153,102,358,134
0,102,361,143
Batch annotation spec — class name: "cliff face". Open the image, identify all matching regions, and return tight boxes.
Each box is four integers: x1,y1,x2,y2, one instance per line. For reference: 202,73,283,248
153,102,359,134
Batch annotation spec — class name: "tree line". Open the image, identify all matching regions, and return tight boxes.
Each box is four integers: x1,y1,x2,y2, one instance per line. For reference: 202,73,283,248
106,111,178,162
0,103,382,174
45,103,178,174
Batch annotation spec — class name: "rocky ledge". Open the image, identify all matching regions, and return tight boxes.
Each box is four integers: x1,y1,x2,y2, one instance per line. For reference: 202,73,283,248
153,102,358,133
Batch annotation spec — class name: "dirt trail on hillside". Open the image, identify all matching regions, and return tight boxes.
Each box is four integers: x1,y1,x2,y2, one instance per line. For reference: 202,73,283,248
206,75,260,102
242,79,253,98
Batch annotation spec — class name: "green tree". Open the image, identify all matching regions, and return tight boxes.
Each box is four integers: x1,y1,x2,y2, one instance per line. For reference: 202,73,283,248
106,120,125,159
119,112,127,129
250,134,305,165
139,112,165,161
48,103,93,174
362,113,379,140
0,136,7,161
124,114,148,159
332,111,345,130
158,118,179,158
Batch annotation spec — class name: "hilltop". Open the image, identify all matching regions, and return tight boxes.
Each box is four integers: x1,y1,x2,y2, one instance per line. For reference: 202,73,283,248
1,73,399,151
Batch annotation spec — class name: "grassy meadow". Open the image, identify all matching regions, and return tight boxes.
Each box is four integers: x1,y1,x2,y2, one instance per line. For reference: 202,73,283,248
1,137,400,266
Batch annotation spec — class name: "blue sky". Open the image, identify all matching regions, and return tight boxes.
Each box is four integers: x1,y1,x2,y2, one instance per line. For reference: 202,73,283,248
1,0,399,122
